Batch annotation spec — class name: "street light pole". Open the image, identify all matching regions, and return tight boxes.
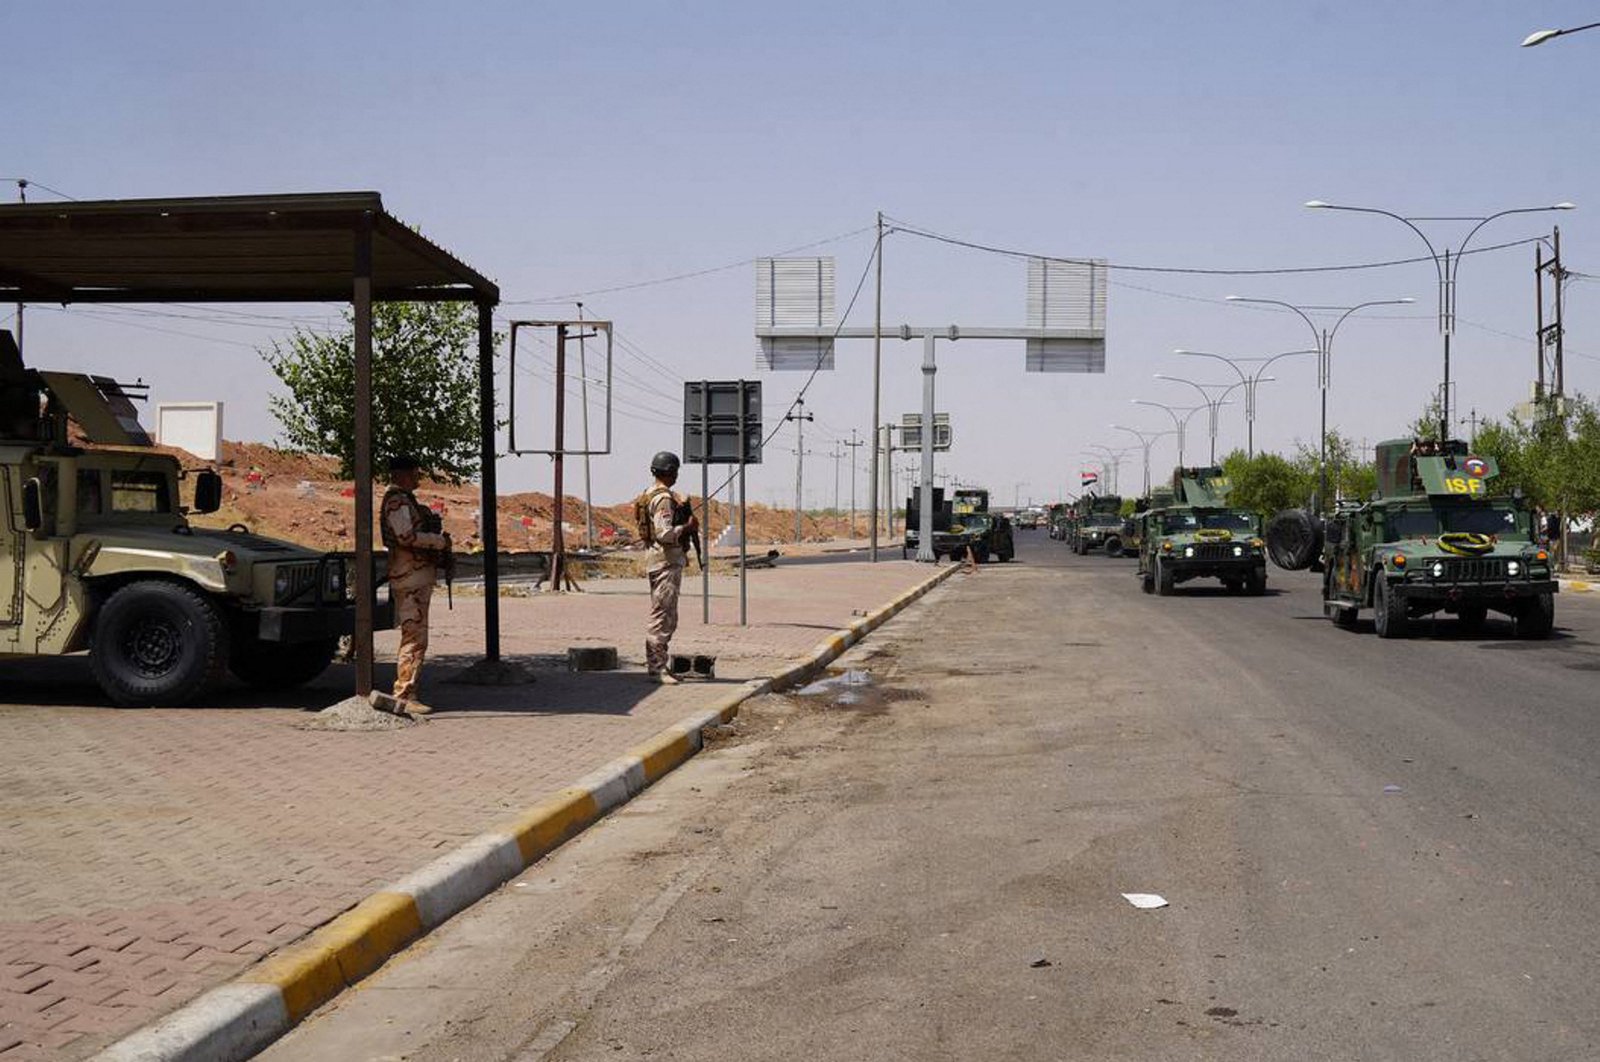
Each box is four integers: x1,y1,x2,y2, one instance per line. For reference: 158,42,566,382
1225,296,1414,506
1172,348,1316,458
1131,399,1207,467
1152,374,1251,464
1111,425,1176,495
1302,199,1573,443
785,399,814,543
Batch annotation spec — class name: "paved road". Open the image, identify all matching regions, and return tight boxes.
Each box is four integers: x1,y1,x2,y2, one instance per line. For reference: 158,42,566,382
263,533,1600,1061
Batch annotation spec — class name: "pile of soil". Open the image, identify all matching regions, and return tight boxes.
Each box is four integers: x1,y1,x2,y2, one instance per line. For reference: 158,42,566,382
187,441,861,553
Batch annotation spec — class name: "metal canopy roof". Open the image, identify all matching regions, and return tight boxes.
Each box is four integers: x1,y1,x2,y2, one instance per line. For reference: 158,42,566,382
0,191,499,304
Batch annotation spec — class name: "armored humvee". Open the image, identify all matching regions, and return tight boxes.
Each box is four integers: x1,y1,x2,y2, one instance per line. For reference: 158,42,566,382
1069,493,1127,556
1136,468,1266,595
1270,438,1555,638
1,331,390,706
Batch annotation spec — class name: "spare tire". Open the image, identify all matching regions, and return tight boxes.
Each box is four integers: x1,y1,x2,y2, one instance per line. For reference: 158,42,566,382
1266,509,1323,571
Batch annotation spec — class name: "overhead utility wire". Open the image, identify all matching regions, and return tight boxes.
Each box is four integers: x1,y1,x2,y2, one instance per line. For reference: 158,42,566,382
884,215,1546,277
505,224,876,304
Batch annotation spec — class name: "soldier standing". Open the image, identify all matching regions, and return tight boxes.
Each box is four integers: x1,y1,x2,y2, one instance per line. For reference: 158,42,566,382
640,451,697,684
381,455,450,713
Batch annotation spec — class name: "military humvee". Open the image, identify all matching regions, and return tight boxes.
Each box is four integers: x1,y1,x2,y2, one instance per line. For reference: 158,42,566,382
1271,438,1555,638
1,331,390,706
1070,493,1127,556
1136,468,1266,595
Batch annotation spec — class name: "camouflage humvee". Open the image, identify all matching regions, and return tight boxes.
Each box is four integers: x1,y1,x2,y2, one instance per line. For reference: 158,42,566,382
1136,468,1266,595
1,331,391,706
1070,494,1127,557
1272,438,1556,638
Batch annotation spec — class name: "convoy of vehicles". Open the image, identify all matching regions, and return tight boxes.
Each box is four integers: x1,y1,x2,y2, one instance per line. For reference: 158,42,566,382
1,331,389,706
1268,438,1556,638
1135,467,1267,596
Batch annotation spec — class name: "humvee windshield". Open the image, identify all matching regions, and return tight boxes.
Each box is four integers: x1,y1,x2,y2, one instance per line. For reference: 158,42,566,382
955,514,993,531
1085,514,1122,527
1382,504,1528,541
1199,511,1257,532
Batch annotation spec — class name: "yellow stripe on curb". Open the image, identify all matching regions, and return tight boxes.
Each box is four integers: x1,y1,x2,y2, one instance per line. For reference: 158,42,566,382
631,728,696,782
242,891,421,1023
505,787,600,865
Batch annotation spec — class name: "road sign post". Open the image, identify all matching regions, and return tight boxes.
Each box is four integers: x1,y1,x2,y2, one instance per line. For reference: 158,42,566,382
684,380,762,626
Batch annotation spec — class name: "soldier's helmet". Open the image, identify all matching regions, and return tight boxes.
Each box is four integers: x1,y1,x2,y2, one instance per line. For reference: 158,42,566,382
650,451,681,477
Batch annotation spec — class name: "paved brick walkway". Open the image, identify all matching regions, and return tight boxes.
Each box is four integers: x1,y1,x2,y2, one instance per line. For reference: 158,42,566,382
0,558,938,1060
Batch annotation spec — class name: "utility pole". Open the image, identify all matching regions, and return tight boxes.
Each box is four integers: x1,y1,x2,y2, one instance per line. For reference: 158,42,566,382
1467,408,1480,448
829,443,843,520
786,398,814,543
880,423,899,539
870,211,885,561
12,179,25,355
1536,227,1566,412
575,302,595,549
842,429,864,537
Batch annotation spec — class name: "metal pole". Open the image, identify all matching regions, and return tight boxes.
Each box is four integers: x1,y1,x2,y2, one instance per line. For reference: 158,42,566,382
577,303,595,549
870,212,884,561
12,180,24,356
1441,249,1452,441
352,213,375,697
1319,328,1329,508
844,428,862,538
831,444,841,520
738,382,748,625
477,301,501,662
916,332,937,562
701,380,710,625
551,326,568,590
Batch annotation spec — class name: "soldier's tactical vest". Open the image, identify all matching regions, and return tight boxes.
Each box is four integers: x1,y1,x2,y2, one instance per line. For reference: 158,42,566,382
381,487,431,551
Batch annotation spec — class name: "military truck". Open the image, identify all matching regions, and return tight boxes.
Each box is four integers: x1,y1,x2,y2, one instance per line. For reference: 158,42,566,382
1136,468,1266,595
1047,503,1071,540
1069,494,1127,556
1269,438,1556,638
1,331,390,706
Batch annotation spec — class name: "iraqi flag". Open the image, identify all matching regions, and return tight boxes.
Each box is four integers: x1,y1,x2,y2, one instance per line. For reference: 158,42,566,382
1081,470,1098,489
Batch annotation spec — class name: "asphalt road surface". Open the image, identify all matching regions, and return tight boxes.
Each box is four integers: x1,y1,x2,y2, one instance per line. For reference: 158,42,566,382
263,531,1600,1061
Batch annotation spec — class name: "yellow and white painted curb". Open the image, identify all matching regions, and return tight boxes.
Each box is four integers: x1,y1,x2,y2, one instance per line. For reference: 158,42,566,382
93,562,961,1062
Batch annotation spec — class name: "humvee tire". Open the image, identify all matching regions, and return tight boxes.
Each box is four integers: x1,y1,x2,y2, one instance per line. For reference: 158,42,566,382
230,637,339,691
90,580,230,707
1102,535,1122,556
1329,604,1359,629
1244,568,1267,596
1513,593,1555,639
1373,577,1409,639
1155,556,1175,596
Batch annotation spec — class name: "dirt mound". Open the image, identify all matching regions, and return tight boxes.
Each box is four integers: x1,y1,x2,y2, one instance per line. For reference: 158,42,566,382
188,442,863,554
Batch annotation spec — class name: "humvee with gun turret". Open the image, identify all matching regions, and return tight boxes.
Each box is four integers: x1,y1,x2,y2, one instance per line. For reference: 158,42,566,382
1069,493,1127,556
1136,468,1266,595
1,330,390,706
1269,438,1555,638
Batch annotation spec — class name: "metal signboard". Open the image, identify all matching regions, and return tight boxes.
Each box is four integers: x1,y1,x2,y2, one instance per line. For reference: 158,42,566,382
756,257,836,371
900,412,951,452
1025,257,1107,372
684,380,762,464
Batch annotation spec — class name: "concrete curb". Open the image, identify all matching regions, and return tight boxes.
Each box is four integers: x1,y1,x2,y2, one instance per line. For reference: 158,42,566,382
92,562,961,1062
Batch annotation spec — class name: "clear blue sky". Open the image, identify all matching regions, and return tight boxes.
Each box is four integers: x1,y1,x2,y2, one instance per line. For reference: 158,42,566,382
7,0,1597,509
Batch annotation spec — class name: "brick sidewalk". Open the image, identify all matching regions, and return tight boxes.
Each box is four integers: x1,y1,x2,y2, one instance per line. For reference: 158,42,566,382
0,559,940,1060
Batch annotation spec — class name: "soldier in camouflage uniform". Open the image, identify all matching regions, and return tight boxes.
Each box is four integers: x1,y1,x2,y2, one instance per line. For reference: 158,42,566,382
381,455,450,713
642,451,697,684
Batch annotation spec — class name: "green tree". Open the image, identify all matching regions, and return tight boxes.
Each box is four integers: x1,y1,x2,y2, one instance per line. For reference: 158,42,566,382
1220,449,1312,514
262,302,494,483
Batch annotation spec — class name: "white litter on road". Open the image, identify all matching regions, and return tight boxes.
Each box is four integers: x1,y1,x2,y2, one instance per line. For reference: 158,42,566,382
1121,893,1168,909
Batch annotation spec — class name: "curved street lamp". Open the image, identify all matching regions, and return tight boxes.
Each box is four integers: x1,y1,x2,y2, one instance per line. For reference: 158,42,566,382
1302,198,1573,441
1172,347,1315,458
1152,374,1252,464
1131,399,1210,467
1523,22,1600,46
1224,296,1413,507
1111,424,1176,496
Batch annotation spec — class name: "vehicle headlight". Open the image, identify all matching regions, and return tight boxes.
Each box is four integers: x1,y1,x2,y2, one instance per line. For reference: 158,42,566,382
1431,561,1444,578
1507,560,1520,576
323,559,348,601
1232,545,1243,557
274,569,292,600
1184,546,1195,558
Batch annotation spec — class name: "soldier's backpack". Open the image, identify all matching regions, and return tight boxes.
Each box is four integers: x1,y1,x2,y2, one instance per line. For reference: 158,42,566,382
634,486,668,546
